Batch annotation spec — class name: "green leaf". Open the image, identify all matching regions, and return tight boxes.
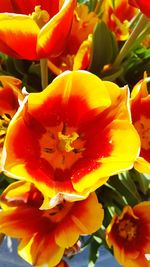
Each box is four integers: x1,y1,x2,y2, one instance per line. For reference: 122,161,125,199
118,171,141,203
89,21,118,75
107,175,141,206
130,169,150,195
88,233,102,267
87,0,97,11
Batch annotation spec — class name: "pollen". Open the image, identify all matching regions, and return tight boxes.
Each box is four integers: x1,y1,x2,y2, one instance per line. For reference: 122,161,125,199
118,219,137,241
58,131,79,152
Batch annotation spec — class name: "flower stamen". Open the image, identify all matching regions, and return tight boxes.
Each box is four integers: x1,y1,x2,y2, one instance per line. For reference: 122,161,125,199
31,5,50,28
58,131,79,152
118,219,137,241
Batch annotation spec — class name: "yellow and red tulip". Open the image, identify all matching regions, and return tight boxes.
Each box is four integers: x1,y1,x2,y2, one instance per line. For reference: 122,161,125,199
129,0,150,18
0,0,76,60
130,75,150,174
0,0,60,16
1,71,140,201
0,180,104,266
48,4,98,74
102,0,137,41
106,202,150,267
0,75,23,170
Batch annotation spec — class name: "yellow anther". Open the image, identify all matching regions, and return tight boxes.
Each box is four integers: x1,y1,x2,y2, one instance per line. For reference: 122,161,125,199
31,5,50,28
58,132,79,152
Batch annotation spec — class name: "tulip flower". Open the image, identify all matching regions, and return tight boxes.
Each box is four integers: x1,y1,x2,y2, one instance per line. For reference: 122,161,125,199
106,202,150,267
129,0,150,18
0,0,60,16
130,75,150,173
2,71,140,201
48,4,98,74
0,180,104,266
0,0,76,60
55,260,70,267
0,75,23,170
102,0,137,41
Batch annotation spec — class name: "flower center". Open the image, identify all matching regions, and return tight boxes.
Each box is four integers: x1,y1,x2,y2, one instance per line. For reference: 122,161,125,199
0,114,11,146
43,199,73,223
31,5,50,28
118,219,137,241
134,117,150,150
40,122,85,170
58,131,79,152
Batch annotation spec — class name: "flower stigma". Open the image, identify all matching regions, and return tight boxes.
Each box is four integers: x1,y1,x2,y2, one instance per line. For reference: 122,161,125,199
31,5,50,28
40,122,85,171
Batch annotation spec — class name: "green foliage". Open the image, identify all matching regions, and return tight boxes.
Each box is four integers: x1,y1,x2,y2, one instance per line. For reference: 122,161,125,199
88,231,103,267
0,172,15,194
89,21,118,75
121,45,150,86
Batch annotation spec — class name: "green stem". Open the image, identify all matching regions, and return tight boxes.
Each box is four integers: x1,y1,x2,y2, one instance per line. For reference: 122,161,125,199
112,13,149,69
40,58,48,89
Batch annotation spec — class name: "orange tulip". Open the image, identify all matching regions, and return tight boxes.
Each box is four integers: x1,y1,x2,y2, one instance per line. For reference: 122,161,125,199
129,0,150,18
106,202,150,267
48,4,98,74
2,71,140,201
130,75,150,173
102,0,137,41
0,0,76,60
0,75,23,170
55,260,70,267
0,180,103,266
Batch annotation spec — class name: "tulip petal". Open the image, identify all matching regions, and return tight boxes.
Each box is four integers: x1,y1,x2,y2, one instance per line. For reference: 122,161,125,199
129,0,150,18
134,202,150,223
0,181,43,210
37,0,76,58
9,0,60,16
0,207,42,238
124,255,150,267
0,13,39,59
73,120,140,192
73,35,92,71
134,157,150,174
18,234,64,266
55,218,79,248
55,193,103,248
0,76,22,114
71,193,104,234
27,71,111,120
0,0,13,12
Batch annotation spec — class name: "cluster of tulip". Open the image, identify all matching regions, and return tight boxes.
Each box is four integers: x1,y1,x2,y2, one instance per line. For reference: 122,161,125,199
0,0,150,267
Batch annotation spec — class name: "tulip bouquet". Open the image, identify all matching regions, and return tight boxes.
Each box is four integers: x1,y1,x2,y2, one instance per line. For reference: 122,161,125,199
0,0,150,266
